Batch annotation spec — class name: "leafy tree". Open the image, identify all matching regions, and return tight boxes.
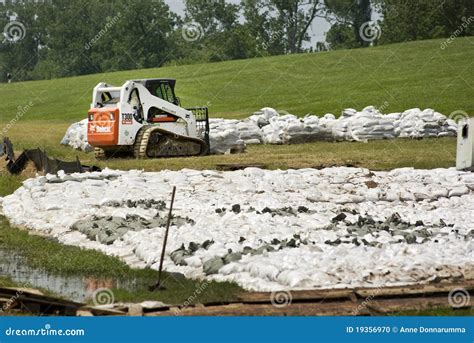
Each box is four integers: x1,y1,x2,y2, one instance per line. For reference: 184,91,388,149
242,0,324,55
1,0,472,82
103,0,178,70
325,22,358,49
180,0,254,62
36,0,177,77
373,0,474,44
324,0,372,49
1,0,178,81
185,0,240,35
0,1,49,81
439,0,474,37
32,0,105,79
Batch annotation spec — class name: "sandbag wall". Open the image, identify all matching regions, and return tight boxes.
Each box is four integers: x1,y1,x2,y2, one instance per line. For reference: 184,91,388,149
61,106,459,155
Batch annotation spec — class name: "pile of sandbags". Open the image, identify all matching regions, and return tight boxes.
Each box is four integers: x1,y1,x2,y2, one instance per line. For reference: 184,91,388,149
60,119,94,152
328,106,397,141
208,106,457,146
395,108,458,138
258,114,333,144
208,120,246,154
2,167,473,291
60,106,458,154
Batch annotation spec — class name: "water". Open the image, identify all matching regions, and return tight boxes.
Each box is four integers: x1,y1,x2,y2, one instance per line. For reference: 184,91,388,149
0,248,147,303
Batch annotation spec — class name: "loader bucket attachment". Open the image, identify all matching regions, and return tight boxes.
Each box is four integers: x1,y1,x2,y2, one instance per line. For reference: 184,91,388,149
1,137,100,175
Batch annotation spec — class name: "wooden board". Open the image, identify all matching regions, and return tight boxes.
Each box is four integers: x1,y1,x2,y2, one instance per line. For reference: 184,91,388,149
237,289,354,303
355,281,474,298
145,281,473,316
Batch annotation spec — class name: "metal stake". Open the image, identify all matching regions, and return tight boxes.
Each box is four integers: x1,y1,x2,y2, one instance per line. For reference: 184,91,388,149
150,186,176,291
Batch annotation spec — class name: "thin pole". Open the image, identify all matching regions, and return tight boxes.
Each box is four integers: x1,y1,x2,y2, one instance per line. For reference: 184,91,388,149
153,186,176,290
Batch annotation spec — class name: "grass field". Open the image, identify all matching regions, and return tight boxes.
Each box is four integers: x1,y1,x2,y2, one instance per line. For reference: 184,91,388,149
0,37,472,124
0,37,470,174
0,37,470,176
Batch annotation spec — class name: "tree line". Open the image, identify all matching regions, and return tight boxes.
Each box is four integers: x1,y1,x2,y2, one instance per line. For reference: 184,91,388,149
0,0,472,82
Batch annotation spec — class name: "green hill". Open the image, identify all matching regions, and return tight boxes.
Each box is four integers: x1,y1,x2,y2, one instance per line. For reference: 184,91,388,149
0,38,470,179
0,37,473,123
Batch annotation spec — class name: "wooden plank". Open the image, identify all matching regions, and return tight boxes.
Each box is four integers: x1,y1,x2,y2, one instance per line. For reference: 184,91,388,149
145,295,463,316
127,304,143,316
237,289,354,303
0,297,14,302
367,296,456,314
0,288,83,307
1,287,44,296
76,310,94,316
5,295,82,309
355,281,474,298
237,282,473,304
147,301,369,316
80,306,127,316
145,282,474,316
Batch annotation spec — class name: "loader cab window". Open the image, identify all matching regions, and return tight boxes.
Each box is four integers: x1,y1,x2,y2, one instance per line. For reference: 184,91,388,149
101,92,111,103
150,82,179,106
129,88,143,123
100,92,120,107
462,124,469,139
98,92,112,107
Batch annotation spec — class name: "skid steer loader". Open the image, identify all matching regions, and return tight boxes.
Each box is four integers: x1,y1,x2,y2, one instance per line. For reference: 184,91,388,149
87,78,210,159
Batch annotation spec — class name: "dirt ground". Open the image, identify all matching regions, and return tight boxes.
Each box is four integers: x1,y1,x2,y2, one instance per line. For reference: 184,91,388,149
0,153,43,179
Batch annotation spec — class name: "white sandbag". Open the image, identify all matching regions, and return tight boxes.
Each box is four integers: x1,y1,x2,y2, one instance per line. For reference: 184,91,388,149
209,128,246,154
60,119,94,152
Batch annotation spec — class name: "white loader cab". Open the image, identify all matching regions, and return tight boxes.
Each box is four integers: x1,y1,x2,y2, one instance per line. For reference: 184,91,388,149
87,78,210,159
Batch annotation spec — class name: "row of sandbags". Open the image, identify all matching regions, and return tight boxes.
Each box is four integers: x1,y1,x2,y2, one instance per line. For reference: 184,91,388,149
210,106,458,148
60,106,458,155
59,118,246,155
